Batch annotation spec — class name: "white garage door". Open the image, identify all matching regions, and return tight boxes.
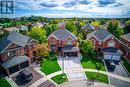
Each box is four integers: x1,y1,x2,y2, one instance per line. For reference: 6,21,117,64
104,55,111,60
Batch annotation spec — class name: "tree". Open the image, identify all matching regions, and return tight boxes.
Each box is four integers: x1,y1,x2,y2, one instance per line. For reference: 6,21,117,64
65,21,77,35
80,40,94,55
28,26,47,43
36,43,50,57
91,21,100,28
108,20,124,38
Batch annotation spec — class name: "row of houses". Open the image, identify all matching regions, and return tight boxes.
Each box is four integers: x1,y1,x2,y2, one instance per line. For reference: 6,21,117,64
48,22,130,62
0,22,129,76
0,22,47,33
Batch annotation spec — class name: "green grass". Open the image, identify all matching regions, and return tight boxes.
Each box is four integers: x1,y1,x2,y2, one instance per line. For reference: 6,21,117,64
81,54,106,71
0,78,11,87
122,57,130,74
85,72,109,84
40,57,61,75
51,74,68,84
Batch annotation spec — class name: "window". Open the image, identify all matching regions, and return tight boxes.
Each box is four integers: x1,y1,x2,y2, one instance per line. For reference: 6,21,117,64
108,40,115,47
17,49,21,54
12,50,17,56
7,52,10,56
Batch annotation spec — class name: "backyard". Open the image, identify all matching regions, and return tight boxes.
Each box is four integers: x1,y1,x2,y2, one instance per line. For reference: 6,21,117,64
85,72,109,84
81,54,106,71
51,74,68,84
0,78,11,87
40,57,61,75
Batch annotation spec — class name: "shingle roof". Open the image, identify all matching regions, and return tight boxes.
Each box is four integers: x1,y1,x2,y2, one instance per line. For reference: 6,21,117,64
48,29,77,40
93,28,111,40
81,24,95,31
0,31,33,53
120,33,130,42
2,55,29,68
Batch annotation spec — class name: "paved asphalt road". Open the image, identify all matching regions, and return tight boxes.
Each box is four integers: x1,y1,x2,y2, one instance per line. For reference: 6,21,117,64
105,61,130,87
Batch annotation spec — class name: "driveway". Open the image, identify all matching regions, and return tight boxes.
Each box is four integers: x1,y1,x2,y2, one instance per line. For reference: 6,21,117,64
105,61,130,87
11,67,43,87
58,56,86,80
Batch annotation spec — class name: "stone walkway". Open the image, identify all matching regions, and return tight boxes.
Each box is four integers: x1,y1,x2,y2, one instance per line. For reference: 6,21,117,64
58,56,86,80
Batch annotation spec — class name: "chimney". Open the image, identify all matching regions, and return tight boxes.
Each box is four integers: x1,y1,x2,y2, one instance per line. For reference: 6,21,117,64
59,22,66,29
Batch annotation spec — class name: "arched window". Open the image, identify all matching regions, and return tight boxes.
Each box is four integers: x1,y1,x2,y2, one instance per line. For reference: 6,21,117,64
108,40,115,47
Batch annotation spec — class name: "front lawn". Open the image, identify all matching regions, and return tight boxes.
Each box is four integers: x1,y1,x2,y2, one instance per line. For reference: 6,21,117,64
122,57,130,74
51,74,68,84
0,78,11,87
85,72,109,84
40,57,61,75
81,55,106,71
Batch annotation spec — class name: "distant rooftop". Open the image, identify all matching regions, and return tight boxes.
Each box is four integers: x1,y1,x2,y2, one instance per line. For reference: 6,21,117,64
120,33,130,42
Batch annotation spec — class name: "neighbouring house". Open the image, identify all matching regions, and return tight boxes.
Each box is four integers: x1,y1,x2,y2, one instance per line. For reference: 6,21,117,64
48,23,79,57
35,22,47,28
3,27,19,33
3,25,28,33
86,28,122,61
15,25,28,31
120,33,130,60
81,23,95,33
0,31,37,75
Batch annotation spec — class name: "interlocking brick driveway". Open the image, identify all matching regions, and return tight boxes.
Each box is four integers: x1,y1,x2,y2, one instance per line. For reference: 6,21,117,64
11,67,43,87
58,56,86,80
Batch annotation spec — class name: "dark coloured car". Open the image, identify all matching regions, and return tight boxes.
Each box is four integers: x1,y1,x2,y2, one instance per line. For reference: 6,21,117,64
107,61,115,71
19,69,33,82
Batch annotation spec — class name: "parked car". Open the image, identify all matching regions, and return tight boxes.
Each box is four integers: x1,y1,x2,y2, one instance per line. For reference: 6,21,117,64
107,61,116,71
19,69,33,82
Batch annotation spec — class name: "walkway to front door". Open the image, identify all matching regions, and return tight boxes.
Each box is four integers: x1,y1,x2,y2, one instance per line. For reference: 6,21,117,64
58,55,86,80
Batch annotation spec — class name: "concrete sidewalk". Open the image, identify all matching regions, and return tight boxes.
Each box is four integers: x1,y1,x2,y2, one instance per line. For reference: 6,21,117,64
84,69,130,83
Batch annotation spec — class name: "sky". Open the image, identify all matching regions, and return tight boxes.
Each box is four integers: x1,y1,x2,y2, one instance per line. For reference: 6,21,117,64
1,0,130,18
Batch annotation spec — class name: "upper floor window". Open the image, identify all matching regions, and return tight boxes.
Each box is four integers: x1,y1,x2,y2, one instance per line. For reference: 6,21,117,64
108,40,115,47
17,49,21,54
7,52,10,57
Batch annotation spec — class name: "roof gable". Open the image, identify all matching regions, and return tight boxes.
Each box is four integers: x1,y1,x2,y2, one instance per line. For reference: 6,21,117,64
0,31,34,53
48,29,77,41
81,24,95,30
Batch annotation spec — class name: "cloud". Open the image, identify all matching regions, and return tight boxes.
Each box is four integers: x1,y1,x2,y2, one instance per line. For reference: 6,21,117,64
98,0,116,7
40,2,58,8
63,0,78,8
79,0,91,5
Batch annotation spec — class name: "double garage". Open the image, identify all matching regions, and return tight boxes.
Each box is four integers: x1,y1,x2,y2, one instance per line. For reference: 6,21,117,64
8,61,29,74
2,56,29,75
64,52,78,57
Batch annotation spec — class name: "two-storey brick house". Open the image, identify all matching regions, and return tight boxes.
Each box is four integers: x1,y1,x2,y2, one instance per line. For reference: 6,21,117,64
0,31,37,75
120,33,130,60
48,23,79,57
87,28,122,61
